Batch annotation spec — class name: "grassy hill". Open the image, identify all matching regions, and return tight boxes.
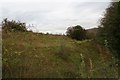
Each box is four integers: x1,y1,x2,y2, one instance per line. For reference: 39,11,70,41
86,28,98,39
2,32,118,78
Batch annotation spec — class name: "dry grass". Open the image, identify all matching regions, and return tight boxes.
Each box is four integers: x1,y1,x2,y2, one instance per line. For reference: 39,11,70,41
2,32,119,78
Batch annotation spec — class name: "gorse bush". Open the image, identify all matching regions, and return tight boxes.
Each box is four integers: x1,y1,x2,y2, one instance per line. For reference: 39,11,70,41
2,18,27,32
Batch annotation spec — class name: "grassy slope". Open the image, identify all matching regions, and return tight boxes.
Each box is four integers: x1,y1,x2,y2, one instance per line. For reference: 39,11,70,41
2,32,118,78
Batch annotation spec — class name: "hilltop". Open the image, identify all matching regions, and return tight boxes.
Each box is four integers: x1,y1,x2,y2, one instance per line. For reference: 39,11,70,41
86,28,98,39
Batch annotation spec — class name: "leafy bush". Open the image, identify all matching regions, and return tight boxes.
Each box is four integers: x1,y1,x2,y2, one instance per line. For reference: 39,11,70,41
66,25,86,40
98,2,120,59
2,18,27,32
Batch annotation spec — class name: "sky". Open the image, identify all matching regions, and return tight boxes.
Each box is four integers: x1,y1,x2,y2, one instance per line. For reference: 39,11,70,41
0,0,114,34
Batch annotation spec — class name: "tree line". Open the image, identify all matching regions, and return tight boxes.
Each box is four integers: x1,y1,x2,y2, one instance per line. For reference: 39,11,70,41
98,2,120,59
1,18,87,41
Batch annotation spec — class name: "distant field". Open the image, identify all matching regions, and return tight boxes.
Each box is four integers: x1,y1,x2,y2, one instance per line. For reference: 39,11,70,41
2,32,118,78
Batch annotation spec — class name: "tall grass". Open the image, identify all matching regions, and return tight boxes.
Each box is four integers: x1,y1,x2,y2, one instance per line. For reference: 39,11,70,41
2,32,118,78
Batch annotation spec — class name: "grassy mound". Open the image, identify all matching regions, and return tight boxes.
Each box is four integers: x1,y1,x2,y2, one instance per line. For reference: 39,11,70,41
2,32,118,78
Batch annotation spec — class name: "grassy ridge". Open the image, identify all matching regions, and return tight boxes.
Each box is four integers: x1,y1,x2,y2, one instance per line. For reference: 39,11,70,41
2,32,118,78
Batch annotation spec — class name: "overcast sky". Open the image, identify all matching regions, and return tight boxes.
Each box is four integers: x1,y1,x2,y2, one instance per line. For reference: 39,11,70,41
0,0,113,34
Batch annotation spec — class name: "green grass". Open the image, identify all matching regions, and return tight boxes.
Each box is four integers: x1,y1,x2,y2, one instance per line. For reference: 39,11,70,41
2,32,119,78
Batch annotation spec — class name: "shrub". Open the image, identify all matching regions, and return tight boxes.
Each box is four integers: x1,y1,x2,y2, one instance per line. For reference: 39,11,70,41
97,2,120,59
66,25,86,40
55,39,70,61
2,18,27,32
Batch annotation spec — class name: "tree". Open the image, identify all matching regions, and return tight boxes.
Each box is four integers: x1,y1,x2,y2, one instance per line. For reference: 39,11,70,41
98,2,120,58
66,25,86,40
2,18,27,32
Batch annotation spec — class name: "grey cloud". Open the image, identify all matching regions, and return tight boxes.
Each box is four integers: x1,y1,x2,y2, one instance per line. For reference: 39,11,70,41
0,1,110,34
